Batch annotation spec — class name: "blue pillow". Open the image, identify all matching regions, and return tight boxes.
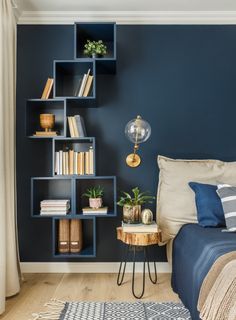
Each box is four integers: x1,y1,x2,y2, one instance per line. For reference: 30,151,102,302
189,182,226,227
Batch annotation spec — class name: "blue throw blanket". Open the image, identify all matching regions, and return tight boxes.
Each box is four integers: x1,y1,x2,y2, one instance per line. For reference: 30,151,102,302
171,224,236,320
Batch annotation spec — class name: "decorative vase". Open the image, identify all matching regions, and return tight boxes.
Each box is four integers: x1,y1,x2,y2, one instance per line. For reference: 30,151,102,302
123,205,141,224
89,198,102,209
40,113,55,132
141,209,153,225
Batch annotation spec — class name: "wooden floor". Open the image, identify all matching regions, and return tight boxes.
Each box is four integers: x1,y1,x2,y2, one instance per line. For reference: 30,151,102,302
0,273,179,320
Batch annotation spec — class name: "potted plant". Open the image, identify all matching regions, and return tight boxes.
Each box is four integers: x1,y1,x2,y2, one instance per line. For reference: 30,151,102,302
117,187,155,224
83,40,107,58
82,185,104,209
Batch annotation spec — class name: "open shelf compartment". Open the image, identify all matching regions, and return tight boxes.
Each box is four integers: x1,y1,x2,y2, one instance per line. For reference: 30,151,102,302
52,216,96,258
52,137,96,177
75,176,117,217
31,177,74,218
26,99,66,138
74,22,116,74
53,60,96,99
74,22,116,60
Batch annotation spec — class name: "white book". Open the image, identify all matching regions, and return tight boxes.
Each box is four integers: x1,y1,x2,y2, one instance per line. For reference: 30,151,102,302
40,212,68,216
55,152,59,175
59,150,63,175
78,69,90,97
89,147,94,175
74,152,78,175
65,152,69,175
41,200,70,204
122,221,158,233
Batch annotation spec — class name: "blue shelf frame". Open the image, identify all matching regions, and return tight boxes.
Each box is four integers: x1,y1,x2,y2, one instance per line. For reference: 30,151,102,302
26,98,67,138
52,215,96,258
52,137,96,177
53,60,96,101
74,22,116,74
31,176,117,218
28,22,117,258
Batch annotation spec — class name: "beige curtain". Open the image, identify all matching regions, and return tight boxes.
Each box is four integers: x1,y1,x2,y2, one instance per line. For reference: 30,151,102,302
0,0,20,315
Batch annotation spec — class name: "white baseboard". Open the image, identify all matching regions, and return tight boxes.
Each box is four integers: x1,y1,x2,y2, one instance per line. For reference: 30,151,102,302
20,262,171,273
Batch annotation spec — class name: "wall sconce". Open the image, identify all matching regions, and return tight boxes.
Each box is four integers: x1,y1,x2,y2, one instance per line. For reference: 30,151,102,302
125,115,151,168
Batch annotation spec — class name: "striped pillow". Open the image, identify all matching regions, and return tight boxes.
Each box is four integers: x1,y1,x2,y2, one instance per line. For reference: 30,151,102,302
217,184,236,232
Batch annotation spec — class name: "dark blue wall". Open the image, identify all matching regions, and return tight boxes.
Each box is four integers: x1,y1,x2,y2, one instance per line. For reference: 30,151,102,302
17,25,236,262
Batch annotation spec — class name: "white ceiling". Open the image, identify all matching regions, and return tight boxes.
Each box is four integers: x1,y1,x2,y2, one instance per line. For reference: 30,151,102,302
15,0,236,12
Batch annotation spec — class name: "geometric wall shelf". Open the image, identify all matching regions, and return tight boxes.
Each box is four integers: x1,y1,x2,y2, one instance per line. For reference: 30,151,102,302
28,22,117,259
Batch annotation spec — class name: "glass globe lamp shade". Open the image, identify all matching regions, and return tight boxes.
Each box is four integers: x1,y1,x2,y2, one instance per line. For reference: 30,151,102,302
125,116,151,145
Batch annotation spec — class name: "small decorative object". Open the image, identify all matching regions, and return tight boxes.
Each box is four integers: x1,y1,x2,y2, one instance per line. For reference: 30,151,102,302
117,187,155,224
82,185,104,209
141,209,153,225
83,40,107,58
40,113,55,132
125,115,151,168
34,113,57,136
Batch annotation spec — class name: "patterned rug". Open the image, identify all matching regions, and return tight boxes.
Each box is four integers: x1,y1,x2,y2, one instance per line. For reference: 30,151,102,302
31,300,191,319
59,301,191,320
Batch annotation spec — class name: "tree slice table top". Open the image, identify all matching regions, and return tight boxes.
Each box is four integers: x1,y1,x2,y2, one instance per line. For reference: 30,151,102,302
116,227,162,246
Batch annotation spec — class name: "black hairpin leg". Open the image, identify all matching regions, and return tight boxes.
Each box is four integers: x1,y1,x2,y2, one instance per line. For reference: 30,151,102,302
117,244,129,286
132,246,146,299
146,247,157,284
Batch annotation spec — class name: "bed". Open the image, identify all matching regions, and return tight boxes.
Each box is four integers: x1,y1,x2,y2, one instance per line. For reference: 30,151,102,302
171,224,236,320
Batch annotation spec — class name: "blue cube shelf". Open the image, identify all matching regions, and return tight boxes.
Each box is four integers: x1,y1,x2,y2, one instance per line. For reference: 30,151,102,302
52,137,96,177
26,99,66,138
52,216,96,258
28,22,117,258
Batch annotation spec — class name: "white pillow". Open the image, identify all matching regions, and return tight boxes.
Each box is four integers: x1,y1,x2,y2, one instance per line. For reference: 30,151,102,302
157,155,236,244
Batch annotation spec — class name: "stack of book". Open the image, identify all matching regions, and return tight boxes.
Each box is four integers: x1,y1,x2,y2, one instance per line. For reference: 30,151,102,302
54,147,94,175
82,207,108,215
40,199,70,216
41,78,54,99
58,219,83,254
75,69,93,97
68,115,86,138
122,221,158,233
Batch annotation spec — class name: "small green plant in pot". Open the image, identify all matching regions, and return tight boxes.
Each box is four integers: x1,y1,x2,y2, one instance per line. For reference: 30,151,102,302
117,187,155,224
83,40,107,58
83,185,104,209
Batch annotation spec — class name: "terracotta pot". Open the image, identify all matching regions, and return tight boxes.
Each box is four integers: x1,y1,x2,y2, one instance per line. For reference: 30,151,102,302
141,209,153,225
123,205,141,224
40,113,55,132
89,198,103,209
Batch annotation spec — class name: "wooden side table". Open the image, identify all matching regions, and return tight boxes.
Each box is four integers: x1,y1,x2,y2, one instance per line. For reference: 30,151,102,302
116,227,162,299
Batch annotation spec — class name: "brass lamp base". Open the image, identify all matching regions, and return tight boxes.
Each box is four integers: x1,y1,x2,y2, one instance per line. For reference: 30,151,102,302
126,153,141,168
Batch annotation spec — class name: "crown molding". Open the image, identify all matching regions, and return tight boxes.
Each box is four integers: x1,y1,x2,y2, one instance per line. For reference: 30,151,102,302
13,7,21,22
17,10,236,25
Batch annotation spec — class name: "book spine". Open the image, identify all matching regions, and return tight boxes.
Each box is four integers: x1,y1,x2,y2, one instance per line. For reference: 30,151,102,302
55,152,59,175
41,78,50,99
69,150,74,175
78,74,87,97
72,117,79,137
44,78,54,99
83,75,93,97
58,219,70,253
59,151,63,175
68,117,74,138
70,219,83,253
78,69,90,97
85,151,89,175
74,152,78,175
74,115,85,138
81,152,85,175
89,147,94,175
